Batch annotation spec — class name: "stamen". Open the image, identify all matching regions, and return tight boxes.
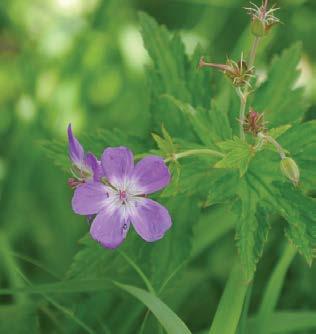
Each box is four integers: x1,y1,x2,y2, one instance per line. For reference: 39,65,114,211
119,190,128,202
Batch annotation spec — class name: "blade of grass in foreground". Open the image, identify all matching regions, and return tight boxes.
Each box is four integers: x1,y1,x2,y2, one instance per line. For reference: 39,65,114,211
248,311,316,333
209,262,249,334
114,282,191,334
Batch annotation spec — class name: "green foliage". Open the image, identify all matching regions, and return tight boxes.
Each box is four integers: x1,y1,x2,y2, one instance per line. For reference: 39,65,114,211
253,43,305,126
215,137,254,176
209,263,249,334
115,282,192,334
0,304,39,334
1,1,316,334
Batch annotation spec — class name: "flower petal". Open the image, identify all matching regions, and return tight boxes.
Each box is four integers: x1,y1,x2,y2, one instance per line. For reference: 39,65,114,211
131,198,172,242
101,147,134,188
84,153,103,181
90,207,130,249
68,124,84,166
72,182,110,215
132,156,171,194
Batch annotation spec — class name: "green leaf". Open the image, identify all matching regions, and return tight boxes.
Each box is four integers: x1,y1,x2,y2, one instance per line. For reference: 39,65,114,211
248,311,316,333
139,13,189,98
203,171,240,207
114,282,192,334
267,124,292,139
253,43,305,126
253,207,272,263
40,139,68,171
278,121,316,188
192,203,237,259
215,137,254,176
235,181,258,281
0,279,112,295
279,120,316,159
150,196,200,289
152,125,178,157
139,13,194,137
164,95,214,146
0,304,39,334
160,158,223,198
274,182,316,264
165,95,232,147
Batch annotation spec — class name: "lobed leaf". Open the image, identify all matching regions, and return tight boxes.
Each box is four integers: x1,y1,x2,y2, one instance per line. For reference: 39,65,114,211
253,43,305,126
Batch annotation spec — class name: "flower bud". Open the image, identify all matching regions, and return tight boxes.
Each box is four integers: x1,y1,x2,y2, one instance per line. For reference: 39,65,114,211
246,3,280,37
198,57,254,88
280,157,300,186
251,18,266,37
243,108,266,135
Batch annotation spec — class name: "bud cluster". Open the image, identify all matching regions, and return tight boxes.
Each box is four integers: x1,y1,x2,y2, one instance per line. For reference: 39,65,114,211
245,1,280,37
243,108,266,135
199,56,254,88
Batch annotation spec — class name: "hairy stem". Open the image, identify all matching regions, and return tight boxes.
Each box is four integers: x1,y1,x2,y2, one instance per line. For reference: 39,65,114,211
264,0,269,11
258,132,286,159
239,36,261,140
248,37,261,69
164,148,224,163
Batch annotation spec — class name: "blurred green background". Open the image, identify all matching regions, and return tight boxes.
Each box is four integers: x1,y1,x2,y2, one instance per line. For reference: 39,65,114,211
0,0,316,333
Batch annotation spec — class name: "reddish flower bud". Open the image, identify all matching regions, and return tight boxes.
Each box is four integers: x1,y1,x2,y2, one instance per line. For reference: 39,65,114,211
243,108,266,135
245,1,280,37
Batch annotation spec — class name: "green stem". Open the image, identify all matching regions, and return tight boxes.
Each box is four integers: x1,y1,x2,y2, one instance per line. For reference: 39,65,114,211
258,132,286,159
164,149,224,163
257,243,296,333
237,283,253,334
239,36,261,141
0,232,28,304
238,92,247,141
209,261,249,334
119,250,156,295
17,269,95,334
248,37,261,69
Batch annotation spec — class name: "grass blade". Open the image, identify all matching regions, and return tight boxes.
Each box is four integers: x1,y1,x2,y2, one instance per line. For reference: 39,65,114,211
114,282,192,334
255,243,296,334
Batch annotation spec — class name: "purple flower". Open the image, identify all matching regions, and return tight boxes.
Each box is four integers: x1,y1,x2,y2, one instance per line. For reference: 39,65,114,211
72,147,172,248
68,124,102,182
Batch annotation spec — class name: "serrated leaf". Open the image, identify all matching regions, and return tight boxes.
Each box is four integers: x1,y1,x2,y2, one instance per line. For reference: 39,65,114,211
235,180,259,281
152,125,177,157
274,182,316,264
268,124,292,139
164,95,214,146
254,207,272,261
40,139,69,171
279,121,316,159
215,137,254,176
187,44,213,108
253,43,306,126
165,95,232,147
160,157,223,198
203,171,239,207
139,13,194,137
